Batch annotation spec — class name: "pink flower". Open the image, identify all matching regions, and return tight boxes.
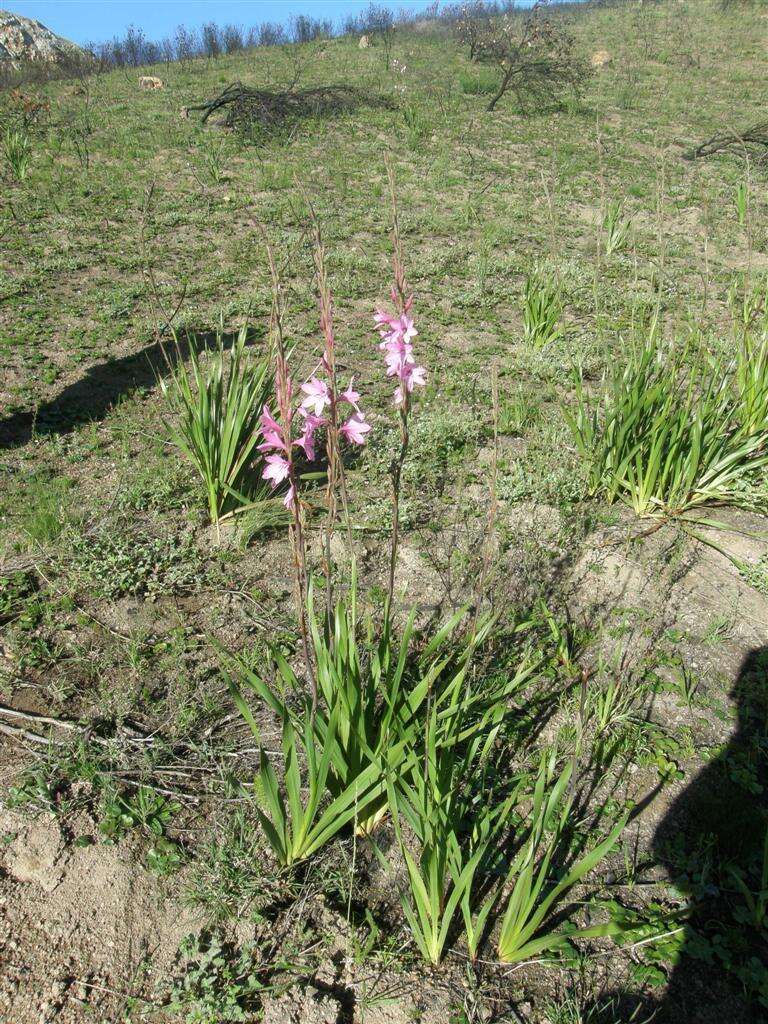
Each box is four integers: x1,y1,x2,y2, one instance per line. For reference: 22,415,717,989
258,405,286,453
374,311,417,345
406,363,426,389
394,366,426,406
300,377,331,417
339,380,361,411
294,413,325,461
263,453,290,488
340,412,371,445
282,482,296,510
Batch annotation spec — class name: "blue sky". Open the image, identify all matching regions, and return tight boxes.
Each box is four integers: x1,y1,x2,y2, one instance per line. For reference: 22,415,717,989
10,1,496,46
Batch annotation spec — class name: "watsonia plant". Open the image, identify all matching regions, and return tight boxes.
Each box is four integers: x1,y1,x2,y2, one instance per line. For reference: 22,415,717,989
566,332,768,519
383,633,532,965
235,698,386,868
736,331,768,437
602,200,632,257
224,575,480,842
159,323,275,528
523,273,563,349
3,125,32,181
495,753,627,963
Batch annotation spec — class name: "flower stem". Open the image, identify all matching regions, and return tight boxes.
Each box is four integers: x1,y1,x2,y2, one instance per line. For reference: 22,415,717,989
388,405,409,612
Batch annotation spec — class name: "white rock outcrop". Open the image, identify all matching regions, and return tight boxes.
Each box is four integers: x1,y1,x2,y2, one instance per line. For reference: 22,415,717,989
0,8,83,65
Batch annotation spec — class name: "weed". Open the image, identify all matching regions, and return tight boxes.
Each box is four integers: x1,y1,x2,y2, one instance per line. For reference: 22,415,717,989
738,554,768,596
0,569,36,624
0,468,77,550
99,784,180,840
166,934,266,1023
66,526,201,599
186,809,290,922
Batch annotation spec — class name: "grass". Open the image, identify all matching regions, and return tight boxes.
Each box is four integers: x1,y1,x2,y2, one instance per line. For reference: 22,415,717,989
2,0,768,1018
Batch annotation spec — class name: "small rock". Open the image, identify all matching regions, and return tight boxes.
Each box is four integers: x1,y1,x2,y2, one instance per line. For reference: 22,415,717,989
590,50,612,69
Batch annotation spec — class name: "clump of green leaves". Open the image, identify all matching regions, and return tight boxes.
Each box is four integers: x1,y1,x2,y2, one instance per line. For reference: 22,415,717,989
159,324,275,526
458,68,499,95
226,583,498,864
566,333,768,518
523,274,564,349
735,180,749,229
3,125,32,181
167,935,265,1023
736,331,768,437
384,647,525,964
495,755,627,963
602,200,632,256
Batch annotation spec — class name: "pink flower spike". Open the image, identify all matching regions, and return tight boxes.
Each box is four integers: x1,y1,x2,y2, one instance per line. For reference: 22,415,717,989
340,412,371,446
300,377,331,417
263,454,290,488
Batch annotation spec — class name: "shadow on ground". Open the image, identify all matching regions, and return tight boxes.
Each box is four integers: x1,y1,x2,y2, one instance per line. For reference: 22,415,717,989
0,329,261,450
651,644,768,1022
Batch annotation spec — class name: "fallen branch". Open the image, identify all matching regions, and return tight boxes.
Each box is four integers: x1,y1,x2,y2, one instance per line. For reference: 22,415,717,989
686,121,768,162
0,703,150,746
186,81,390,134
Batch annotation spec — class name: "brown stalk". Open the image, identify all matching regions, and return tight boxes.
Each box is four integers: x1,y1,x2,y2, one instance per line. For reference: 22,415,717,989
385,159,412,614
262,233,317,709
308,207,354,633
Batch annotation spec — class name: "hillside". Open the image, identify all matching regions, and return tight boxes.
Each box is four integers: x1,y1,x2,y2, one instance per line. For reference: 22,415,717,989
1,2,767,1022
0,8,82,65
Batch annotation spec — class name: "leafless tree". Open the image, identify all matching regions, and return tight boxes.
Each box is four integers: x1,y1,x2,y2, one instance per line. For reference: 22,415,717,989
454,1,490,61
474,3,589,114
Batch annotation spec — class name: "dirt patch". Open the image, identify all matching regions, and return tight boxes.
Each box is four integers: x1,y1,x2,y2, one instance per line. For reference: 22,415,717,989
0,809,202,1022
